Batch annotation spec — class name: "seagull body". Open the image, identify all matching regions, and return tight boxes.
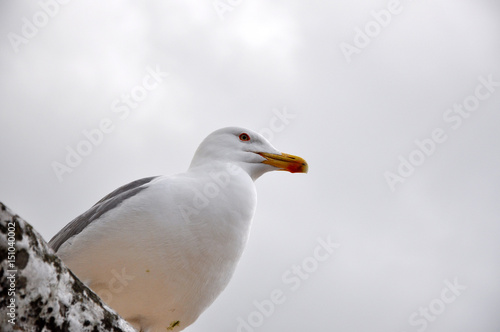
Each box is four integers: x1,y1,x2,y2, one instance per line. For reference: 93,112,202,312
49,127,307,331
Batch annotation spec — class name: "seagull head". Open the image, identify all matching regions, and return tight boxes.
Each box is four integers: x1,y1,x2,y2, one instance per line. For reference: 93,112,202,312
189,127,308,180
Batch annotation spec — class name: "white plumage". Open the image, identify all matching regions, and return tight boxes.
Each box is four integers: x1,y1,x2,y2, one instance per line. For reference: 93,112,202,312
49,127,308,331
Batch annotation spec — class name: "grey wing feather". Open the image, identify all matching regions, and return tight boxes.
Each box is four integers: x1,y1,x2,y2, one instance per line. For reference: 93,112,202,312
49,176,158,252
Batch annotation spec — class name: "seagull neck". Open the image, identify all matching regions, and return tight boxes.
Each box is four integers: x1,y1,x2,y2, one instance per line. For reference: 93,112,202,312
187,161,245,177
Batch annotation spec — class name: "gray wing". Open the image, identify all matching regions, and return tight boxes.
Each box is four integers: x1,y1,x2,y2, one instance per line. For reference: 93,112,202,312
49,176,159,252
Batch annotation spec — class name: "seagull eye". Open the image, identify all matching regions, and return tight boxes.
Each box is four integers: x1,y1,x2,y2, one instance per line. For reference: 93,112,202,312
239,133,250,141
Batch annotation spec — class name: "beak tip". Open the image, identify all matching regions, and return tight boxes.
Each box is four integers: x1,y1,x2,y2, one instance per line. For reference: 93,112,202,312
302,163,309,174
288,161,308,174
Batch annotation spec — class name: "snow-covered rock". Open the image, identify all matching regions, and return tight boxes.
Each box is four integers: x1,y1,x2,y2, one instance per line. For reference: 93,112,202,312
0,202,136,332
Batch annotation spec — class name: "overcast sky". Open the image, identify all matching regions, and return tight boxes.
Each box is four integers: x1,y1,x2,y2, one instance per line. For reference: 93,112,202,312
1,1,499,331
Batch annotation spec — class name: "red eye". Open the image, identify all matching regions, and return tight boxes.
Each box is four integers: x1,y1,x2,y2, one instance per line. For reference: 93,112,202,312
239,133,250,141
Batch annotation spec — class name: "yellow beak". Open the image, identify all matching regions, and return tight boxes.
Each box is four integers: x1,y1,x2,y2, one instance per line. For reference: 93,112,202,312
257,152,308,173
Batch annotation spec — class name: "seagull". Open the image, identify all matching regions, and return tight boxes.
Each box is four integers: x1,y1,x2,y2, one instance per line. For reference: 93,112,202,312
49,127,308,332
